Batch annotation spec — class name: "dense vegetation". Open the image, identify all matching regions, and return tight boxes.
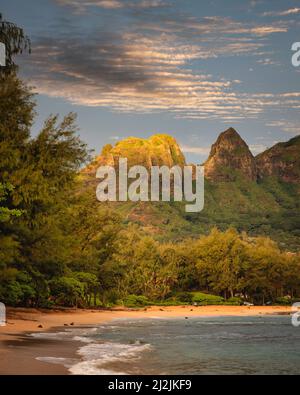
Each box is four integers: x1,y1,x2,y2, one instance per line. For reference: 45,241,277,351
95,174,300,252
0,17,299,308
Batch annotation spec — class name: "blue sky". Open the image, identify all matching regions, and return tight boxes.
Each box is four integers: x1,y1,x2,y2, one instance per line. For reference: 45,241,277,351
1,0,300,162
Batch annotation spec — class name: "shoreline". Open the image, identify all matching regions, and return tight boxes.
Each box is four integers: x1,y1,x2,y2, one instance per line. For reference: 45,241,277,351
0,306,292,375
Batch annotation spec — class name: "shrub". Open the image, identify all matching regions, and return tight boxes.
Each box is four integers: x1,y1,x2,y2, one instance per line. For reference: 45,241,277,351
19,284,36,305
225,297,243,306
123,294,150,308
103,290,120,306
0,267,38,306
275,296,291,305
176,292,193,304
0,281,23,306
150,298,182,306
191,292,224,305
49,277,84,307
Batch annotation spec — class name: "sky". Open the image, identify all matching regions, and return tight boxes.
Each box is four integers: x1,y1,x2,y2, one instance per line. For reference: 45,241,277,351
1,0,300,163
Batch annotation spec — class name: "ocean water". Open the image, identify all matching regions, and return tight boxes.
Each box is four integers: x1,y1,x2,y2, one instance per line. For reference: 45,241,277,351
32,315,300,375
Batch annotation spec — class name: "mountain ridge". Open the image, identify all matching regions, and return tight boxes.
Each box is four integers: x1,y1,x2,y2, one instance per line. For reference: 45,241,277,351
79,129,300,250
84,128,300,184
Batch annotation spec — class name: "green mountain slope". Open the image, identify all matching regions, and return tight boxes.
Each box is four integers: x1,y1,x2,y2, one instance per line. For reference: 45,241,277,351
81,130,300,251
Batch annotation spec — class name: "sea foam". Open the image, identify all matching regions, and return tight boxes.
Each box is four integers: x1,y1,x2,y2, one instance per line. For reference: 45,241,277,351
69,341,152,375
32,326,152,375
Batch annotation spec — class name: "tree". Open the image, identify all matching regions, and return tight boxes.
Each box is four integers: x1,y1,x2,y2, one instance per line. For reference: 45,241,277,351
0,13,30,71
74,272,99,307
50,277,84,307
0,183,23,222
240,237,289,304
0,16,90,307
0,183,22,279
195,228,245,299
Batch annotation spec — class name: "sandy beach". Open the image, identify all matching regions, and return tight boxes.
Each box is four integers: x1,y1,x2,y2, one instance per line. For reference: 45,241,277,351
0,305,291,375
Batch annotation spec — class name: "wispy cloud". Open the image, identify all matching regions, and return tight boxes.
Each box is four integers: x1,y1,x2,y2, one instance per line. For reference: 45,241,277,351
262,8,300,17
266,120,300,135
21,1,298,122
55,0,169,11
180,145,211,155
249,26,287,35
26,35,242,120
25,30,300,121
249,144,267,154
256,58,280,66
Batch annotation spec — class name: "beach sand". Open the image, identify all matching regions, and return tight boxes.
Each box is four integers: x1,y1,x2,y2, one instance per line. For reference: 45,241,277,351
0,305,291,375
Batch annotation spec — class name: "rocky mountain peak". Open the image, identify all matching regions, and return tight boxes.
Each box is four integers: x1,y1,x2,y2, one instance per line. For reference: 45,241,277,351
83,134,186,175
83,129,299,185
256,135,300,183
204,128,257,181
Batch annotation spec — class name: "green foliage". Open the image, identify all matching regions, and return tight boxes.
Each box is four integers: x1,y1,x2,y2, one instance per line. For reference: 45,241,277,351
123,295,150,308
0,13,31,71
0,268,36,306
0,281,24,306
191,292,225,305
50,277,84,307
274,296,291,305
0,24,90,307
73,272,98,306
0,183,23,222
225,297,243,306
106,174,300,251
176,292,193,304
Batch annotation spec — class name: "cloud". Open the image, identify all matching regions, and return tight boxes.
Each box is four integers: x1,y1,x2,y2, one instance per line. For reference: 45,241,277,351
55,0,123,11
180,145,211,155
55,0,168,11
110,135,121,140
249,144,267,154
262,8,300,17
20,1,298,122
25,35,242,120
25,29,300,121
256,58,280,66
249,26,287,35
266,120,300,135
141,14,289,38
